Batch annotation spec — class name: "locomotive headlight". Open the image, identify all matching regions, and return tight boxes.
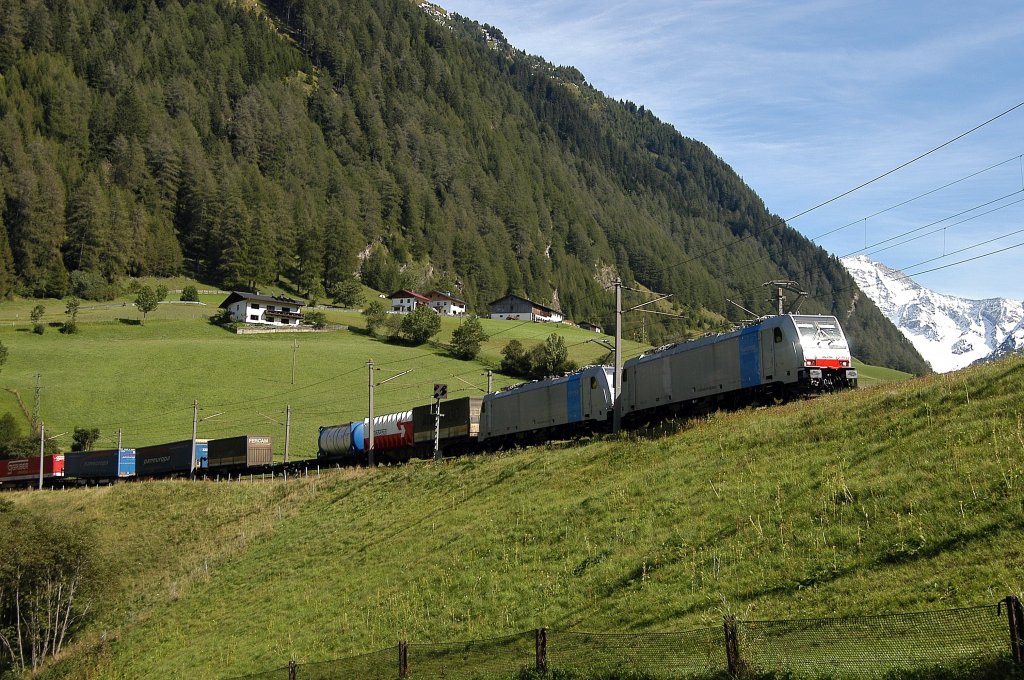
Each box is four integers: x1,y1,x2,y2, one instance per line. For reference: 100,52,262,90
809,368,822,379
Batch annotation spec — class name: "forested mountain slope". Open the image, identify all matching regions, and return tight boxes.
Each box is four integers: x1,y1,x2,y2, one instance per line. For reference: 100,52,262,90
0,0,928,373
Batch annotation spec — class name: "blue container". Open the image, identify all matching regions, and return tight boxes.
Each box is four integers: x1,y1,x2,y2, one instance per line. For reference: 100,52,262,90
117,449,136,477
194,441,209,469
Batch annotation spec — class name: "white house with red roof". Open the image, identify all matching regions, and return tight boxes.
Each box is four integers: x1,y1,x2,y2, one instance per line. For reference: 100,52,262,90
389,289,431,313
427,290,467,316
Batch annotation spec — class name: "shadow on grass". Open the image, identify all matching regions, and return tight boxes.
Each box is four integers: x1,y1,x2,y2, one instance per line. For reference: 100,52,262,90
117,318,142,326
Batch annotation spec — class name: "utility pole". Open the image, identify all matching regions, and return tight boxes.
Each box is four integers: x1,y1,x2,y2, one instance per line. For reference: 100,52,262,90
613,277,622,434
191,400,198,475
38,421,45,490
284,405,291,463
367,359,375,467
486,369,493,394
291,339,298,385
32,373,41,433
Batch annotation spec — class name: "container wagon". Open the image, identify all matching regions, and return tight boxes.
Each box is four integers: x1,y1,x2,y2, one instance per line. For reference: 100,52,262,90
0,454,64,487
207,435,273,469
134,439,197,477
64,449,136,480
411,396,483,455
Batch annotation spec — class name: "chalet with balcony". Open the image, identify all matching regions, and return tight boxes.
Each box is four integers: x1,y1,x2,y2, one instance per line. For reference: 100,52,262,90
428,290,467,316
219,292,305,326
389,289,431,313
487,294,564,323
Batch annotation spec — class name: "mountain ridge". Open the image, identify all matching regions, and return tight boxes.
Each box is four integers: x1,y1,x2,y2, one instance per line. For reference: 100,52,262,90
841,254,1024,372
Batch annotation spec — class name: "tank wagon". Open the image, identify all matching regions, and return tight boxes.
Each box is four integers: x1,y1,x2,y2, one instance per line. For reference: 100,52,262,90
320,398,486,461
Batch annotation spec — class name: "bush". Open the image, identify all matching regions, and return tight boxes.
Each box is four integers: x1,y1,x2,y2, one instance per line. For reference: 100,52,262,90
68,270,116,301
400,305,441,344
501,339,531,377
71,426,100,452
210,309,235,327
0,510,98,674
331,278,364,308
528,333,577,378
363,299,389,336
500,334,577,379
180,285,199,302
451,315,488,360
303,309,328,329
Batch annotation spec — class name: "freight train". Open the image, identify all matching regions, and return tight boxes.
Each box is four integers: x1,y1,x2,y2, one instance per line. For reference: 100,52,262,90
2,314,857,487
318,314,858,462
0,436,274,488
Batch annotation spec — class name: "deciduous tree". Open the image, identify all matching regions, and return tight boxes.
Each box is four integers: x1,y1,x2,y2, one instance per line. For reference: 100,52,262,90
400,304,440,344
134,285,158,323
450,315,487,360
0,510,97,674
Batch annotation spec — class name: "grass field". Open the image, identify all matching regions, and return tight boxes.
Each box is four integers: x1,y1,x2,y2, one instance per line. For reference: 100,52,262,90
5,354,1020,679
0,289,645,459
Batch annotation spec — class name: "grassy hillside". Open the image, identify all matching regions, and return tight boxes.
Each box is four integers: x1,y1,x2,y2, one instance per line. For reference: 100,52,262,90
6,357,1019,679
0,0,931,374
0,291,645,457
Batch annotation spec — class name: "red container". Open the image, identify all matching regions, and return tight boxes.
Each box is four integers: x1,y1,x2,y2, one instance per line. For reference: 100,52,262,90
0,455,65,483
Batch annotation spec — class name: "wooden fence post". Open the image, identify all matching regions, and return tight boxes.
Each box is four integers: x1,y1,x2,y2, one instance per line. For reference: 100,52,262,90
1006,595,1024,666
398,640,409,678
724,615,743,677
535,627,547,673
287,659,297,680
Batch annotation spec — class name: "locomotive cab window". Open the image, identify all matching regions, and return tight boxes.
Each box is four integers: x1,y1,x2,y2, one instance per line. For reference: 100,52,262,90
774,328,783,343
590,377,598,389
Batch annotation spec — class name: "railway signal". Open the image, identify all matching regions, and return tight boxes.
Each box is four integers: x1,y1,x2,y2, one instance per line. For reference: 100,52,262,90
432,385,447,460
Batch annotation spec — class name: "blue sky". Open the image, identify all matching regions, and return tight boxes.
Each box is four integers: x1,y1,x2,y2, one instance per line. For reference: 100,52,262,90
439,0,1024,300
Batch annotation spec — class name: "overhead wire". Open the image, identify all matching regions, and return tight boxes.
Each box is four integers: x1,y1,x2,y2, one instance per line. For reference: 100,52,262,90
80,103,1024,444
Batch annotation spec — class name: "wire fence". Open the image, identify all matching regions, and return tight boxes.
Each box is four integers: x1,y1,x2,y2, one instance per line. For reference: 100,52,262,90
228,596,1024,679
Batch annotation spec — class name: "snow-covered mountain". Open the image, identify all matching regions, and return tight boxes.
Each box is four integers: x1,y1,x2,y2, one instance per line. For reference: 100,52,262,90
841,255,1024,373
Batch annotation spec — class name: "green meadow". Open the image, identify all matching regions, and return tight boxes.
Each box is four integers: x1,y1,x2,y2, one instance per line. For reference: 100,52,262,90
4,349,1020,678
0,290,641,459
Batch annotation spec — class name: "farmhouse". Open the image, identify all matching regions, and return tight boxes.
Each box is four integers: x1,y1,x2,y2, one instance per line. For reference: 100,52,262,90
428,290,467,316
219,292,305,326
389,289,431,313
488,294,564,323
